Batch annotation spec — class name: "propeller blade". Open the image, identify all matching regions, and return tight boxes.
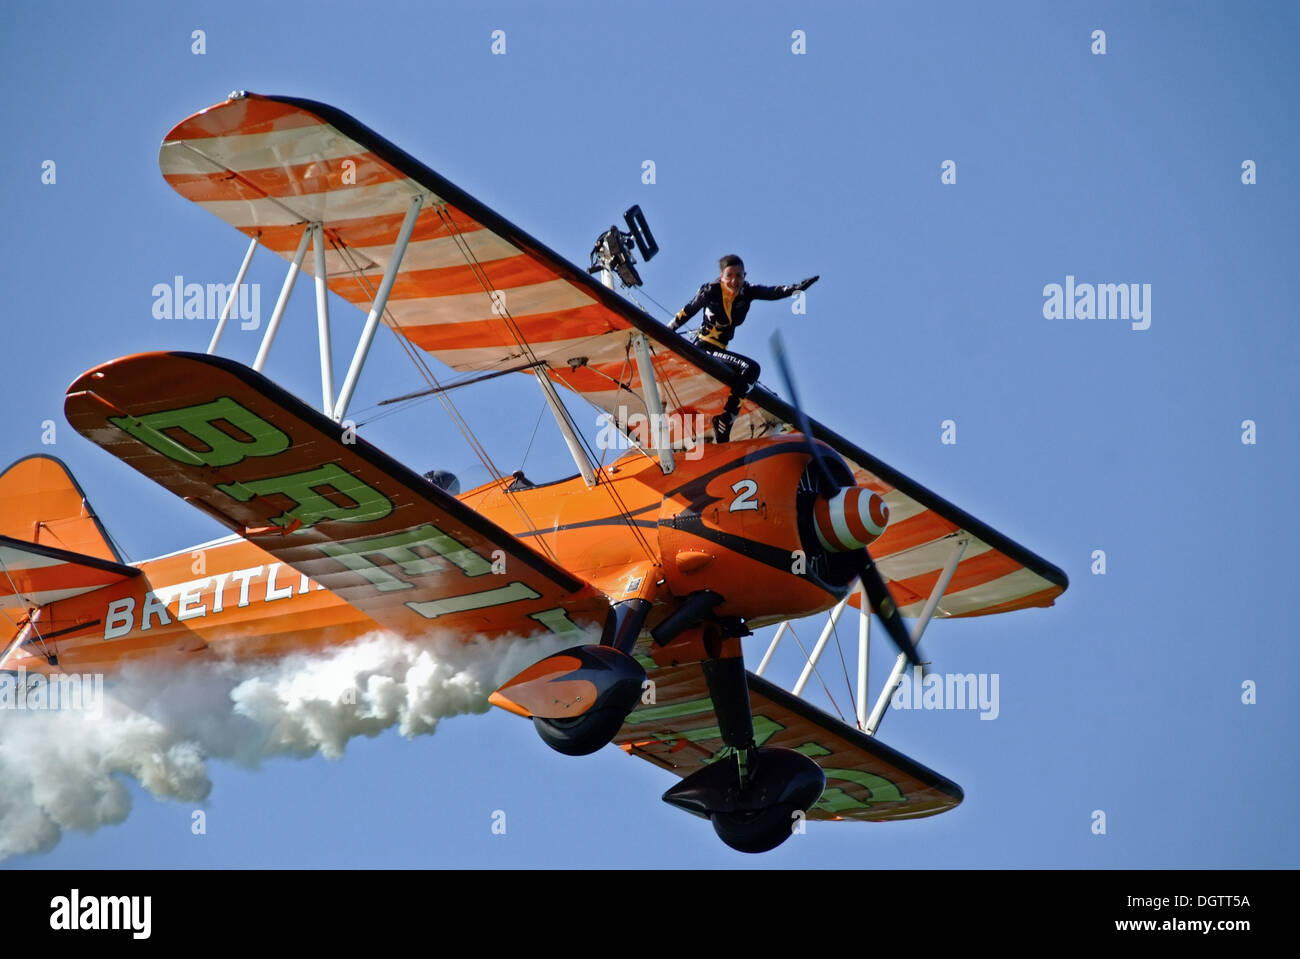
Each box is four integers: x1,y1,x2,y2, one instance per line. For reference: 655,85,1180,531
856,554,922,666
770,331,836,491
769,332,919,665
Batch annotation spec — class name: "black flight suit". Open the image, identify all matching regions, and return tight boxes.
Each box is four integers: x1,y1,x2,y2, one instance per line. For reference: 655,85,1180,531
669,280,804,439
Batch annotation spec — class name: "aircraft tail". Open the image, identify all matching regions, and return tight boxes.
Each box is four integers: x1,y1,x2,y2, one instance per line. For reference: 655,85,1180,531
0,455,136,654
0,455,122,563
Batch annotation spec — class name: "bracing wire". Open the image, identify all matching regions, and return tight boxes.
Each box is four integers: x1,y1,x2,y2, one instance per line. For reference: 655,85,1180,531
328,228,559,560
432,207,658,562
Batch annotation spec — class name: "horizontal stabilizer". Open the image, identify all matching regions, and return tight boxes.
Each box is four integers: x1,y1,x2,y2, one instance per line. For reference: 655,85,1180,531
0,535,139,612
65,352,609,640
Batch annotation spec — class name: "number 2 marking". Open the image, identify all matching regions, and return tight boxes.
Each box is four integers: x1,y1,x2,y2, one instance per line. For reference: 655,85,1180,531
730,479,759,512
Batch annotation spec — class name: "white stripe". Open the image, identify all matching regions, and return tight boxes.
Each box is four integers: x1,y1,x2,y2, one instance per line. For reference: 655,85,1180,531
415,336,616,372
382,278,595,327
193,179,433,228
828,490,863,550
354,230,522,276
814,517,839,552
0,585,112,611
161,125,368,176
0,547,67,572
878,490,928,525
876,537,993,584
297,230,524,282
857,491,887,537
898,566,1053,618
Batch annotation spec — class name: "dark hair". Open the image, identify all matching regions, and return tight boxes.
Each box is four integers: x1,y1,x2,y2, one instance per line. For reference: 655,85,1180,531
718,254,744,271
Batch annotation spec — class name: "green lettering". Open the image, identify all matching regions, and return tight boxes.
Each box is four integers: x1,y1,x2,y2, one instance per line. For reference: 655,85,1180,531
793,742,831,757
815,787,871,814
820,766,903,802
316,523,491,589
623,696,715,725
217,463,392,528
111,396,288,467
700,716,783,758
406,581,540,619
528,607,583,636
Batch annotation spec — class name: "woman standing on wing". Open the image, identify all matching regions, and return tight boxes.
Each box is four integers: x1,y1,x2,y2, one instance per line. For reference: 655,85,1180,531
669,255,818,443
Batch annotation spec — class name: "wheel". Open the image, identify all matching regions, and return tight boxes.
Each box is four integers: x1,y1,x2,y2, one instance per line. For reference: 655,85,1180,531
532,705,628,757
710,802,803,854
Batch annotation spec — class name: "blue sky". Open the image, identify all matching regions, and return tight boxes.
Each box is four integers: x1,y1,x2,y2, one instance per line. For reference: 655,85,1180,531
2,1,1297,867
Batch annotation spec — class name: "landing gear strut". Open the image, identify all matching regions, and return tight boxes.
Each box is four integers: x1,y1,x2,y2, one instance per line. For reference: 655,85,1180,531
660,635,825,853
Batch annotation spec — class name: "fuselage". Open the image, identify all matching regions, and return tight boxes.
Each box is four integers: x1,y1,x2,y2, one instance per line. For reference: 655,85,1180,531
6,436,853,674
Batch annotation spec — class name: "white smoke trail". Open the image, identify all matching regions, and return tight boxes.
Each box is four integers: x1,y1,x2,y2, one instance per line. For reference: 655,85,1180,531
0,629,576,860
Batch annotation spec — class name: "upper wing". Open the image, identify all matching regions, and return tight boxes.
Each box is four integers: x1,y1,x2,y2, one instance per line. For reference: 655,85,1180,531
64,352,609,640
618,657,962,821
160,92,1065,620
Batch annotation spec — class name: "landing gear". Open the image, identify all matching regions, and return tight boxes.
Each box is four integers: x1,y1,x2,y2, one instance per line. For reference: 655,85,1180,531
493,600,651,757
533,702,635,757
660,647,826,853
663,745,826,854
500,591,830,852
711,799,808,854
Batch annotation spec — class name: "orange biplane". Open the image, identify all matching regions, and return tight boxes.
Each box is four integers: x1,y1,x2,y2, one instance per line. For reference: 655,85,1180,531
0,93,1066,853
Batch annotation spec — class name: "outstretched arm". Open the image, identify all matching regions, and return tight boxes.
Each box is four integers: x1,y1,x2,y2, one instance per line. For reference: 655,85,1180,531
669,284,711,330
748,276,819,300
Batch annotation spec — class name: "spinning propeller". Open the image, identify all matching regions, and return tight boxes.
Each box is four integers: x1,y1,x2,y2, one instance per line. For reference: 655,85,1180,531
770,333,924,667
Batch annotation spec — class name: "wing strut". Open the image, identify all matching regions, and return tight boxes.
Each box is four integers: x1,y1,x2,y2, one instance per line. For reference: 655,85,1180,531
312,222,335,415
792,590,853,696
631,333,675,475
856,578,871,727
333,193,424,422
533,370,597,487
207,235,258,355
753,534,971,734
863,535,968,734
253,224,311,373
755,621,788,676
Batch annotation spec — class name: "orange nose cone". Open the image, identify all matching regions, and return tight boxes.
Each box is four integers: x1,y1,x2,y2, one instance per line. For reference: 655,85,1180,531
813,487,889,552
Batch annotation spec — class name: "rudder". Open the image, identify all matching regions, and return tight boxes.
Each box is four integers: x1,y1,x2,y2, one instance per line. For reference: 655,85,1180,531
0,455,122,563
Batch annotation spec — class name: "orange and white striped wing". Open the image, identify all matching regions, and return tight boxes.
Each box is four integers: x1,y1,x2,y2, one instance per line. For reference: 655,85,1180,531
160,93,735,439
838,451,1067,619
160,93,1066,621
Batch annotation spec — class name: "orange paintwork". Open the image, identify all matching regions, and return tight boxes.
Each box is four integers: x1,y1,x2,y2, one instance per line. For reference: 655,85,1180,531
458,434,843,628
491,652,602,718
0,456,120,562
4,396,847,679
5,537,375,673
0,435,838,673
